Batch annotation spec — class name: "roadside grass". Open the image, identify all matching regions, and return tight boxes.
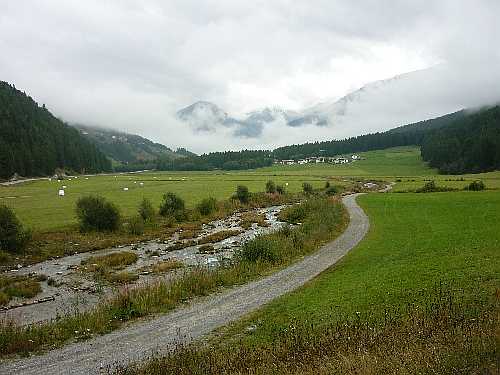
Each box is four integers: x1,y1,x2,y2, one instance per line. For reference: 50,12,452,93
119,191,500,374
0,196,347,357
0,274,45,306
117,287,497,375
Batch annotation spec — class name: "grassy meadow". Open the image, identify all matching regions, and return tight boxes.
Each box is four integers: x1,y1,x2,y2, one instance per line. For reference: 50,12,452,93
0,146,432,232
121,190,500,374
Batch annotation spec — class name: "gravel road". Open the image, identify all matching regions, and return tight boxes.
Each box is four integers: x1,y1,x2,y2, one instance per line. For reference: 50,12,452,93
0,193,369,375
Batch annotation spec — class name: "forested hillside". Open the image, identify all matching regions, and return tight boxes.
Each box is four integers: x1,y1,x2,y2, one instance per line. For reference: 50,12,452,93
272,110,466,160
73,124,188,171
157,150,272,171
421,106,500,173
156,107,499,174
0,81,111,179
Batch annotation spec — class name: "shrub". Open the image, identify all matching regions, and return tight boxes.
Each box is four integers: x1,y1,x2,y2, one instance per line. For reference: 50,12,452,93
197,197,217,216
0,205,31,253
265,180,276,194
239,236,279,263
325,181,331,189
138,198,155,222
75,196,121,232
276,185,285,195
415,181,455,193
235,185,250,204
302,182,313,194
159,193,185,219
128,216,145,235
326,185,341,196
465,180,485,191
279,204,307,224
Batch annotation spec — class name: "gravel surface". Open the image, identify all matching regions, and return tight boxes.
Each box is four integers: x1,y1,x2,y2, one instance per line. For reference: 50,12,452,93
0,193,369,375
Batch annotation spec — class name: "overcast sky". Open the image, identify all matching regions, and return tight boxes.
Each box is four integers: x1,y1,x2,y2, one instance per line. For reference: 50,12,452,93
1,1,499,153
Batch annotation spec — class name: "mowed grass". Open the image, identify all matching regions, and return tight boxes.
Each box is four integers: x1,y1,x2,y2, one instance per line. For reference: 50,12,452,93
0,173,326,231
0,146,429,232
223,191,500,343
122,191,500,374
258,146,436,177
393,170,500,191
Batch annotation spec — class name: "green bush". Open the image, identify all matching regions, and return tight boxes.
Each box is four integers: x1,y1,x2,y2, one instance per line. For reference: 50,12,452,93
325,181,331,189
239,236,279,263
276,185,285,195
326,185,342,196
128,216,145,235
415,181,455,193
0,205,31,253
235,185,250,204
465,180,485,191
75,196,121,232
197,197,217,216
138,198,155,222
265,180,276,194
159,193,185,219
279,204,307,224
302,182,313,194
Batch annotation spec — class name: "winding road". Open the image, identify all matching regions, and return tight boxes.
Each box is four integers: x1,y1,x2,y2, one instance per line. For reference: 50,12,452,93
0,193,369,375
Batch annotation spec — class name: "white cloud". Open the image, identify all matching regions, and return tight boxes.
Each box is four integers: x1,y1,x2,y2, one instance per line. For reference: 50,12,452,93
1,1,499,153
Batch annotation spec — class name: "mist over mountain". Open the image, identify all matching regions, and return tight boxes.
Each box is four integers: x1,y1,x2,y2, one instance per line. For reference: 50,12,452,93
177,67,500,145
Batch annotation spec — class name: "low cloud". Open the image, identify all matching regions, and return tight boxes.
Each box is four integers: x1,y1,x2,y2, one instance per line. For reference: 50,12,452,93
1,1,499,153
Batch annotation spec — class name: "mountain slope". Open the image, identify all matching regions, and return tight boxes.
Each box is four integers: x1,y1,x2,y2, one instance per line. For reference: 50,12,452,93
73,125,185,165
0,81,111,179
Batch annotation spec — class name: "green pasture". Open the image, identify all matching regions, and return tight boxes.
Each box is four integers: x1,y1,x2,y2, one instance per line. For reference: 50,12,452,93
217,190,500,344
0,172,326,231
259,146,436,177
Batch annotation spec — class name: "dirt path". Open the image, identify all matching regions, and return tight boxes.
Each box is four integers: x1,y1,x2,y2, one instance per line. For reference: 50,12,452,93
0,194,369,375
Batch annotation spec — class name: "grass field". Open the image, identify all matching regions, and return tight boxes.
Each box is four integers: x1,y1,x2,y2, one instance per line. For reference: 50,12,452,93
226,191,500,342
1,144,499,233
259,146,437,176
123,190,500,373
0,146,429,231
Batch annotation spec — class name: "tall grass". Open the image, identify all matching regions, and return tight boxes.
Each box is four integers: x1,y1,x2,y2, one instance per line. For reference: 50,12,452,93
116,285,498,375
0,196,347,357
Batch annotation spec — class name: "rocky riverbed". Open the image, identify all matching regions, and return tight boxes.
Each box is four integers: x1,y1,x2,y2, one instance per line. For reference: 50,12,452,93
0,205,288,325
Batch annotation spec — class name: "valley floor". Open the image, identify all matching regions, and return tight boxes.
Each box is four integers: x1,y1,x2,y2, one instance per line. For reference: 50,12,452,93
0,194,367,374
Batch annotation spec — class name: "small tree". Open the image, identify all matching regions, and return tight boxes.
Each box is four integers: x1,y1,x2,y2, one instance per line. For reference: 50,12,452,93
197,197,217,216
138,198,155,222
0,205,31,253
75,196,121,232
159,192,185,217
302,182,313,195
325,181,331,189
235,185,250,204
265,180,276,194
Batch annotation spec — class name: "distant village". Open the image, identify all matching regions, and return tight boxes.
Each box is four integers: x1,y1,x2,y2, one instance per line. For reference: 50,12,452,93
274,154,361,165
